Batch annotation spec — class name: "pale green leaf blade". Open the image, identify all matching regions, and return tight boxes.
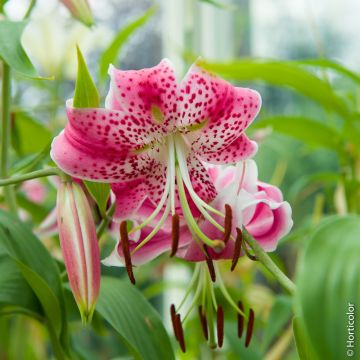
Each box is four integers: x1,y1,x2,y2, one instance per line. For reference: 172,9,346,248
292,317,319,360
262,296,292,351
0,255,41,313
296,216,360,360
294,58,360,85
11,112,52,155
0,20,37,77
99,6,157,82
96,277,175,360
200,59,349,117
84,181,110,217
73,45,100,108
0,210,65,338
253,116,342,151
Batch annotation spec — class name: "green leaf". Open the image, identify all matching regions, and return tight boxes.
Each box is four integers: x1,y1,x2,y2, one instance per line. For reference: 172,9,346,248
99,6,157,82
296,216,360,360
200,59,349,117
292,317,319,360
10,142,51,175
84,181,110,217
294,58,360,85
253,116,342,151
0,20,37,77
199,0,233,9
262,296,293,351
96,276,175,360
0,255,41,312
0,211,66,339
225,321,263,360
11,112,52,155
73,45,100,108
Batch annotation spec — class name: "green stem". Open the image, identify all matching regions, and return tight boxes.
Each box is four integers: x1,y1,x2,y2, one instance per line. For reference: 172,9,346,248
23,0,37,19
46,322,67,360
243,230,296,295
96,201,116,238
0,167,62,186
1,62,17,215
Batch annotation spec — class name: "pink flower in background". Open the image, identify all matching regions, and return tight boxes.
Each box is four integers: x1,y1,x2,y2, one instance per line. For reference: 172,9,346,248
21,179,47,204
178,160,293,262
57,181,100,324
51,59,261,259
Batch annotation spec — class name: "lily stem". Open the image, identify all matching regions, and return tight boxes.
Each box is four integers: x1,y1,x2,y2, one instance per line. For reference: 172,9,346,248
97,202,116,239
0,167,62,186
1,62,17,216
243,230,296,295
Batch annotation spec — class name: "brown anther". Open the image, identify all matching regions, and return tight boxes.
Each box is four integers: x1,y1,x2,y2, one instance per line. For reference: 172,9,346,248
170,304,179,341
198,305,209,340
203,245,216,282
223,204,232,243
231,228,243,271
120,221,136,284
237,301,245,338
170,214,180,257
245,308,255,348
176,314,186,353
216,305,224,348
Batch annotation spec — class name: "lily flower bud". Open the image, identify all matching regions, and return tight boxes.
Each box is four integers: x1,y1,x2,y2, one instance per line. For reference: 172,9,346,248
60,0,94,27
57,181,100,324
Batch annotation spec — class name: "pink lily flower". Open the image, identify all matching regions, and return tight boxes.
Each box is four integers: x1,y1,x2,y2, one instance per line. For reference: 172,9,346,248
178,160,293,262
103,198,193,269
51,59,261,258
57,180,100,324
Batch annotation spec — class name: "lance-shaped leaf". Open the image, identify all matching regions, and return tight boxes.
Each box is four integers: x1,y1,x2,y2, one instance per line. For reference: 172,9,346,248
0,20,37,77
73,45,100,108
200,59,349,117
296,215,360,360
99,6,157,82
0,210,68,351
96,276,175,360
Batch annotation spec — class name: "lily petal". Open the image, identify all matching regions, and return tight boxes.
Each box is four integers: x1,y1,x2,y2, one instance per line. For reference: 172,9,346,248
107,59,178,142
178,63,261,155
199,134,258,164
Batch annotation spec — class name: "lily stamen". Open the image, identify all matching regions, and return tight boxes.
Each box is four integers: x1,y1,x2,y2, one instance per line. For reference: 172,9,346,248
198,305,209,340
237,301,245,338
176,313,186,353
216,305,224,348
119,221,136,284
170,214,180,257
223,204,232,243
203,245,216,282
245,308,255,348
231,228,243,271
170,304,179,341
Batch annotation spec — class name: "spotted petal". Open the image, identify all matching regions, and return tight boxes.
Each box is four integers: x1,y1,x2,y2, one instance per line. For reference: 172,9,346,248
178,63,261,156
107,59,178,143
199,134,258,164
51,102,156,182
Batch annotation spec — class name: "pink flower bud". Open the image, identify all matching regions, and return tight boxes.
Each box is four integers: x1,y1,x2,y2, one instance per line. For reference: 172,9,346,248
57,181,100,324
60,0,94,27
